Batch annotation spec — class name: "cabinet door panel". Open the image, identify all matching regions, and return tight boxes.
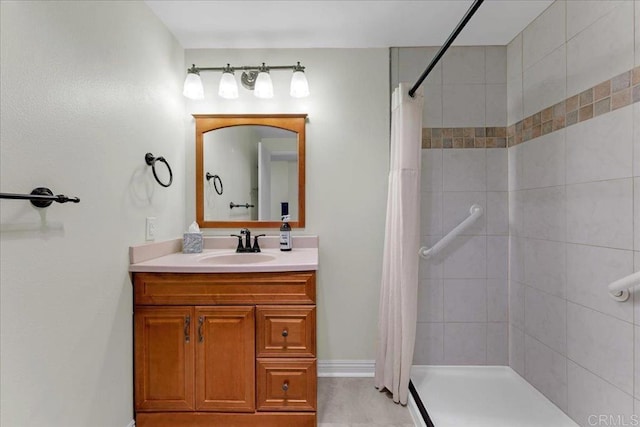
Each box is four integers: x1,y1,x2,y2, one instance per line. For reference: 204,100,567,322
135,307,194,411
196,306,255,412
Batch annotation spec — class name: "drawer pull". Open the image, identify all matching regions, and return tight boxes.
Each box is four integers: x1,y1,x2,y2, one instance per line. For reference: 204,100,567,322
184,315,191,343
282,329,289,338
282,381,289,392
198,316,204,342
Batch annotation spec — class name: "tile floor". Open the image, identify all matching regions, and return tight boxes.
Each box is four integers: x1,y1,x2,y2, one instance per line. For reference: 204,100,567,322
318,377,415,427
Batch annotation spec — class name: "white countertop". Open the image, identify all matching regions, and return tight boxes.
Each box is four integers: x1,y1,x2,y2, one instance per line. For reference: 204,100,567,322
129,236,318,273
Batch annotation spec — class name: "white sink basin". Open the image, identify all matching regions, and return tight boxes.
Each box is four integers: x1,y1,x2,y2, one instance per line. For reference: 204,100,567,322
198,253,276,265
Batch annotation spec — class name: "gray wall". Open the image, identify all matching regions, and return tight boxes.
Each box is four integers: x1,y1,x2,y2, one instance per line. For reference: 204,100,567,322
393,46,510,366
0,2,185,426
508,1,640,424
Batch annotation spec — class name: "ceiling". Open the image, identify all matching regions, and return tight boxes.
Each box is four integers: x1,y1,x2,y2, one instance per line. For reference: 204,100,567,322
145,0,552,49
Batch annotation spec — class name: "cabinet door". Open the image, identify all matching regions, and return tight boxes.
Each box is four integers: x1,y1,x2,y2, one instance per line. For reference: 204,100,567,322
195,306,255,412
134,307,194,411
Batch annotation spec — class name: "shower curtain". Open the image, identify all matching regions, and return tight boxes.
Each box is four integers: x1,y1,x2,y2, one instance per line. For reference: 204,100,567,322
375,83,423,405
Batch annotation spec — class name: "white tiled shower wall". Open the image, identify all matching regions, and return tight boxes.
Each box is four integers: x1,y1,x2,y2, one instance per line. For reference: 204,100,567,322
508,1,640,424
396,1,640,425
416,148,509,366
392,46,510,365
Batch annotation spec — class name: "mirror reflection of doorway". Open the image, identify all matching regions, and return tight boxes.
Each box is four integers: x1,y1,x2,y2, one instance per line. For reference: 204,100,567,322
257,142,271,220
258,142,298,221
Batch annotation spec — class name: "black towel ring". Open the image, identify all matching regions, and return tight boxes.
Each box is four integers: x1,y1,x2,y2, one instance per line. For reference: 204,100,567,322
206,172,223,195
145,153,173,188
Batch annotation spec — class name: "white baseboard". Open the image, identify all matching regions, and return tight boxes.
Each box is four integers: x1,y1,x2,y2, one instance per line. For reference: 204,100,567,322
125,420,135,427
317,359,375,377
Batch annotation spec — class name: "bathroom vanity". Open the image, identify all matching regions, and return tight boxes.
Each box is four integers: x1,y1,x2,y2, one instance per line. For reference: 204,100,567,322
129,236,318,427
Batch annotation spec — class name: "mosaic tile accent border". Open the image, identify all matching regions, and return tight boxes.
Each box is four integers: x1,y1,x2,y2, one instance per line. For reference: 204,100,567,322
421,66,640,149
422,127,507,149
508,65,640,147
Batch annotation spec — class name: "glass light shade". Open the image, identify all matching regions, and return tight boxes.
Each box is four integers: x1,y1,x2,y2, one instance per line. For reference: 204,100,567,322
290,70,310,98
183,72,204,100
218,72,238,99
254,71,274,99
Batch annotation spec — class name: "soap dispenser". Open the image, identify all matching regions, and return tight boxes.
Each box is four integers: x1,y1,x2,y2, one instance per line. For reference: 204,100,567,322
280,202,292,251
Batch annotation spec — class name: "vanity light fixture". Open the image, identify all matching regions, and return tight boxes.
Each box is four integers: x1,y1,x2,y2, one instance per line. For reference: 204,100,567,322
290,62,310,98
183,64,204,100
218,64,238,99
182,62,309,100
253,64,273,99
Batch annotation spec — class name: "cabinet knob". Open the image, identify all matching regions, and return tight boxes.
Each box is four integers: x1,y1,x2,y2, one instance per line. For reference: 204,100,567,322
282,381,289,392
282,329,288,338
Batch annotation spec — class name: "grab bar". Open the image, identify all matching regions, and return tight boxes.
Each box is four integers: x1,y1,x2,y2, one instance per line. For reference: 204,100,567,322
608,271,640,302
419,204,483,259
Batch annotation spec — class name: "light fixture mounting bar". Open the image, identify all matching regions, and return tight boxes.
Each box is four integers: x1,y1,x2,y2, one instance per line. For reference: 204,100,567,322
183,62,308,100
195,64,304,72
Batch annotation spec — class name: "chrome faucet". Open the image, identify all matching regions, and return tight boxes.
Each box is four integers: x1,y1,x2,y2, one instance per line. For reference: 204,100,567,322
230,228,265,253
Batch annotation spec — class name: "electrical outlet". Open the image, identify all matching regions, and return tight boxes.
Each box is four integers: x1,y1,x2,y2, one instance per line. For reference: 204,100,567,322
145,217,156,241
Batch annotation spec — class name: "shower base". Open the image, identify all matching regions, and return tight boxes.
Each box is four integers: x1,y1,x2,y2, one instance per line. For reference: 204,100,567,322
408,366,578,427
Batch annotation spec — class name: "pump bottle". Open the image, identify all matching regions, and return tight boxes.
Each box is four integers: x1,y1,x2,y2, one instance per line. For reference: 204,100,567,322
280,215,292,251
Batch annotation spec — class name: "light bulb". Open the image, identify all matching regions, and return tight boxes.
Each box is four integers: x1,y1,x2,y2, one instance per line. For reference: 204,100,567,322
290,70,310,98
218,70,238,99
254,71,273,99
183,67,204,100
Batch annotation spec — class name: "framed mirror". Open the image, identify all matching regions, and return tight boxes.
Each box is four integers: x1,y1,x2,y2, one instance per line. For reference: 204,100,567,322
195,114,306,228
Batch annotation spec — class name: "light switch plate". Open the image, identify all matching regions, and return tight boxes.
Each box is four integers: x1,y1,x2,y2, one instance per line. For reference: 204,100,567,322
145,217,156,241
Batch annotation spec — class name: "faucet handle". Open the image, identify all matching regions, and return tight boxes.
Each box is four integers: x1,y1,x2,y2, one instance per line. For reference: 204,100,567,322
252,234,266,251
230,234,244,251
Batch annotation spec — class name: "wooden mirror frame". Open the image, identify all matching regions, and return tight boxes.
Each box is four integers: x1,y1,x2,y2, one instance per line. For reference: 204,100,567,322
195,114,307,228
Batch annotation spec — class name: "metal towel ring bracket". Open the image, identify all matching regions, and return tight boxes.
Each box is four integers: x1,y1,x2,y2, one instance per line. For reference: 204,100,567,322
206,172,223,195
145,153,173,188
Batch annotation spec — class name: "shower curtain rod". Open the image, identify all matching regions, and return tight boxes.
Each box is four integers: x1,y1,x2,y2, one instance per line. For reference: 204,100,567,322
408,0,485,98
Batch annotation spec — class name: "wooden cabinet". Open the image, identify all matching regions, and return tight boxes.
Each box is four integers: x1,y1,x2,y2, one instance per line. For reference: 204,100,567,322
133,271,317,427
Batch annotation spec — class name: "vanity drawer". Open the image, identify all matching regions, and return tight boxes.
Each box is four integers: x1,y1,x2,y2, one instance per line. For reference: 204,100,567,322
134,272,316,305
256,359,316,412
257,306,316,357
